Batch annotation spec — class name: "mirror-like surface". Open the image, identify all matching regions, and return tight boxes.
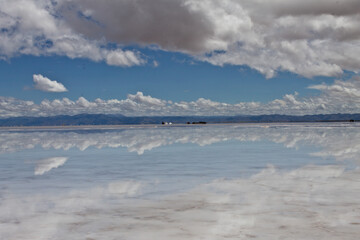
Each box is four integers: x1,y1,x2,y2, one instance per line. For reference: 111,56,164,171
1,123,360,240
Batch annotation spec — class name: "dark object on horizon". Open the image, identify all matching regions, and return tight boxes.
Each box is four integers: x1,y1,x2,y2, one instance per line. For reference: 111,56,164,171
192,121,207,124
1,113,360,126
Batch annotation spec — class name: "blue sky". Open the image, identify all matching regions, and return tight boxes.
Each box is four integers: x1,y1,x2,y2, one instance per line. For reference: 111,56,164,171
0,0,360,117
0,51,333,103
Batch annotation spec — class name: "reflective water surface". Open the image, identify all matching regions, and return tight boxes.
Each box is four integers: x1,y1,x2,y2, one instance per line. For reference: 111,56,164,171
1,123,360,239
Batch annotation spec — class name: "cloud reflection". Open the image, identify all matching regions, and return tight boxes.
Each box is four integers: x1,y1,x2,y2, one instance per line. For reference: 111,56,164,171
0,180,144,240
34,157,68,175
1,124,360,162
1,124,360,239
1,165,359,239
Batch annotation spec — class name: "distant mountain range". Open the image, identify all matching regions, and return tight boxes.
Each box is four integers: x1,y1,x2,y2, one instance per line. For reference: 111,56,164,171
0,113,359,126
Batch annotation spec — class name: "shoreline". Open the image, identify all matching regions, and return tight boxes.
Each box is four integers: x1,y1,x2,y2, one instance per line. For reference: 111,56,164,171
0,121,358,130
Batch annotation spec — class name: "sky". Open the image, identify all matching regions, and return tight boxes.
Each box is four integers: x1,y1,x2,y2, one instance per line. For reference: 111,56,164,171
0,0,360,117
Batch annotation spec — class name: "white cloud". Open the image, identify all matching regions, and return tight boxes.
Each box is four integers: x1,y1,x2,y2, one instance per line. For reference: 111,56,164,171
190,0,360,78
2,124,360,239
1,164,360,239
33,74,68,92
309,79,360,98
0,0,360,77
1,123,360,163
0,180,145,239
34,157,68,175
1,77,360,117
105,49,145,67
127,92,167,107
57,0,360,78
0,0,144,67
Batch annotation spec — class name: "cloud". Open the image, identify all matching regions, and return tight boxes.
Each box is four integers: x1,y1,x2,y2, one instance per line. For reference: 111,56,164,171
127,92,167,107
33,74,68,92
34,157,68,175
2,77,360,117
1,164,360,239
1,0,360,77
309,79,360,98
60,0,213,54
2,123,360,239
1,123,360,164
105,50,144,67
0,180,145,239
0,0,144,67
52,0,360,77
188,0,360,78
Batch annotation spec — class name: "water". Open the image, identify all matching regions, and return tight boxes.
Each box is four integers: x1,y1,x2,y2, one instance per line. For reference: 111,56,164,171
1,123,360,239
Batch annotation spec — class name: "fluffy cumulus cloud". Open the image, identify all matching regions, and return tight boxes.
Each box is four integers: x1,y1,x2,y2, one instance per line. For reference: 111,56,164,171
1,0,360,77
0,0,144,67
1,77,360,117
33,74,68,92
193,0,360,78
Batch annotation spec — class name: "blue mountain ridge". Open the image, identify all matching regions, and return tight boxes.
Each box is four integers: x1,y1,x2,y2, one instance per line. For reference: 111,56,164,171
0,113,359,126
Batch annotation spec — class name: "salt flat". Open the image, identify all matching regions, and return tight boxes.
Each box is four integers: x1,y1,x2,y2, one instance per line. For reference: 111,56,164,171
1,123,359,239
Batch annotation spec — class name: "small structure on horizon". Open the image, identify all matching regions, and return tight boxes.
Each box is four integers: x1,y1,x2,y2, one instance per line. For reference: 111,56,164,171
189,121,207,124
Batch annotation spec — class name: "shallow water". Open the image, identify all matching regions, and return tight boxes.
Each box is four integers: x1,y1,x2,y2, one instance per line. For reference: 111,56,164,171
1,123,360,239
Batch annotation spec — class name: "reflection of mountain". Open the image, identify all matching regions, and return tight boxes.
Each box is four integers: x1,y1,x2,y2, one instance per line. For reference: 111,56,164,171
1,123,360,161
0,113,360,126
34,157,68,175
